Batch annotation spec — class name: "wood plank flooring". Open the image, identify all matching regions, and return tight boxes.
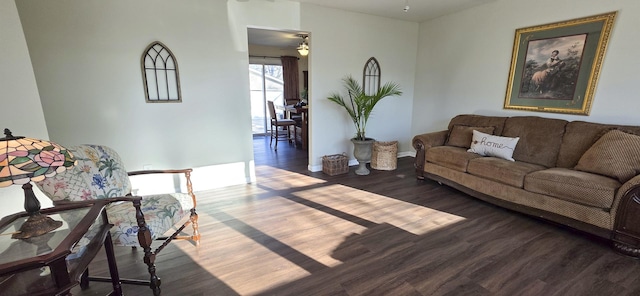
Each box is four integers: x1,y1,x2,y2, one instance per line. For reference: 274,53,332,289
72,136,640,295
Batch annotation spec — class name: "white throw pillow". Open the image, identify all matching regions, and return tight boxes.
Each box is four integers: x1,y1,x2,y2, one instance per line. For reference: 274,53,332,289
467,130,520,161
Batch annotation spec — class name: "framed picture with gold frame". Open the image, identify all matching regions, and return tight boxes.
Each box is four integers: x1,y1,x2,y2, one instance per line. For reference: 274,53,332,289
504,12,617,115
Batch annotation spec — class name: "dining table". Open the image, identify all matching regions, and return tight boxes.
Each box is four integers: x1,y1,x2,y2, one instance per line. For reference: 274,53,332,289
284,104,308,150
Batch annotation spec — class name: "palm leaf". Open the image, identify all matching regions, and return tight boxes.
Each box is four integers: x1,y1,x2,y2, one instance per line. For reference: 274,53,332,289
328,75,402,140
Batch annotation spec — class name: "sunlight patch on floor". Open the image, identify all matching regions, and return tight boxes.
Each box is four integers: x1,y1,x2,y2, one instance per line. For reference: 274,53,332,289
174,167,466,295
177,211,314,295
236,198,368,267
255,165,326,190
294,184,467,236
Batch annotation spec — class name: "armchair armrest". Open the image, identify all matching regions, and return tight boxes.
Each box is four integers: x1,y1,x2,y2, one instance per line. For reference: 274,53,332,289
127,168,197,209
52,195,141,207
127,168,201,245
127,168,193,176
412,130,449,179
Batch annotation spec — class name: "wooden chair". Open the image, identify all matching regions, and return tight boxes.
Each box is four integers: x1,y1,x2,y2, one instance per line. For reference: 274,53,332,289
268,100,297,151
36,144,199,295
284,98,303,124
285,98,300,106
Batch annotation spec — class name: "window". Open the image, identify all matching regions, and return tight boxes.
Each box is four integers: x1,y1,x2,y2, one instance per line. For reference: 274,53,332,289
249,63,284,134
142,41,181,102
363,57,381,96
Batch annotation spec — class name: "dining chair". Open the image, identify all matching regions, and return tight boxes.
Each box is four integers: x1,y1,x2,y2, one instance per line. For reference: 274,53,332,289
284,98,303,124
285,98,300,106
36,144,199,295
267,100,297,151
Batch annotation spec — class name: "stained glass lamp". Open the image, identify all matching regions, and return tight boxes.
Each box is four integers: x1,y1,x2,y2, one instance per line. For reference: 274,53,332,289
0,128,76,239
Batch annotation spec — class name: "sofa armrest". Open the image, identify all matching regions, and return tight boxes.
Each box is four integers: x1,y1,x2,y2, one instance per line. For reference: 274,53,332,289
612,177,640,256
612,175,640,216
412,130,448,179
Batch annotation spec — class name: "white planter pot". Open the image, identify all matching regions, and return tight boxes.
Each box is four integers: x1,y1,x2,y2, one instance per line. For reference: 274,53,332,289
351,138,374,175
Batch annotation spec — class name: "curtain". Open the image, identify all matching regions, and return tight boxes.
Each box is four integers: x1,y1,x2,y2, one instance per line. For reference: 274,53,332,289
281,56,299,105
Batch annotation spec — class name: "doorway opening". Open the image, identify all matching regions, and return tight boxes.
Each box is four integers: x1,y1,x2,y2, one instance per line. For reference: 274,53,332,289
247,27,310,160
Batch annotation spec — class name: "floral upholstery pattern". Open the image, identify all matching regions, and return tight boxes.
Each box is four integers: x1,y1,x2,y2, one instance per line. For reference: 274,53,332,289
36,144,194,247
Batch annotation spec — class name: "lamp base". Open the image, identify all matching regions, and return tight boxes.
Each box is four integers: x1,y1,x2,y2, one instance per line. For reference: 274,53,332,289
11,213,63,239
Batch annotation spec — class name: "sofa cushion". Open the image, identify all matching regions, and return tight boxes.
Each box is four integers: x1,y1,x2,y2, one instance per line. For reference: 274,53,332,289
559,122,640,168
501,116,567,167
445,125,495,148
467,130,519,161
556,121,619,168
574,130,640,183
426,146,483,172
524,168,620,209
468,158,546,188
448,114,508,136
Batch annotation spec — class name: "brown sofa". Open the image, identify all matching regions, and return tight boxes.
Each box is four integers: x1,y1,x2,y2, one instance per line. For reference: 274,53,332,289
412,114,640,256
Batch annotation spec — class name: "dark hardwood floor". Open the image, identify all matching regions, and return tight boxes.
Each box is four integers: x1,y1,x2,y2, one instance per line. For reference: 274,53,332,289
72,136,640,295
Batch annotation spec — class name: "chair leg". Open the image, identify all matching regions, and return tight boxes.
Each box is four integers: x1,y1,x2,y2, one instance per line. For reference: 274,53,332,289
132,199,161,296
274,131,278,151
293,125,297,148
190,208,200,245
269,124,274,147
104,233,124,295
80,268,90,290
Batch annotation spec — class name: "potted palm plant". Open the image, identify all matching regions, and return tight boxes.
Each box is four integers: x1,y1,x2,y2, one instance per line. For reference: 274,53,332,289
328,75,402,175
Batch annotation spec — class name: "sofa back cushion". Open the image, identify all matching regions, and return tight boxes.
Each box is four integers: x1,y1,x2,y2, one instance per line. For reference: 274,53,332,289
501,116,568,167
448,114,507,135
557,121,640,168
574,130,640,183
445,125,496,148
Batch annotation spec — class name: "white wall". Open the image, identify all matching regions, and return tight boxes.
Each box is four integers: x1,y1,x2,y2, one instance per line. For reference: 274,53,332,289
413,0,640,138
0,0,53,217
5,0,636,218
15,0,420,180
15,0,305,194
302,4,419,170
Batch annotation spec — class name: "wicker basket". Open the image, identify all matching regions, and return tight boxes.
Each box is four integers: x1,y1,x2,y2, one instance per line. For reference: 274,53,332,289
322,154,349,176
371,141,398,171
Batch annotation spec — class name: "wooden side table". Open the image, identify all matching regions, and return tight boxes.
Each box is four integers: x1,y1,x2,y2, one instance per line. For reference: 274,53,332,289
0,198,138,296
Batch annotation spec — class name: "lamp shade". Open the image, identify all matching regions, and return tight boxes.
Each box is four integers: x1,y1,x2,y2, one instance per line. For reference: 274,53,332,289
297,44,309,56
0,129,76,187
0,129,76,239
297,35,309,56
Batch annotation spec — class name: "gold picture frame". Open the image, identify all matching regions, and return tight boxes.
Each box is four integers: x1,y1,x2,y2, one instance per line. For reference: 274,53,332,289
504,12,617,115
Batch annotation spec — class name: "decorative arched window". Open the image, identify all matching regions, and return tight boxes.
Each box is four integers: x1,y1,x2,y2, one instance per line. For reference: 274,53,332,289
141,41,181,102
362,57,381,96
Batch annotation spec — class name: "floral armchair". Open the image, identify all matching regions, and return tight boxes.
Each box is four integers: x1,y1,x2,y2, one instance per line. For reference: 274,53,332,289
35,144,199,294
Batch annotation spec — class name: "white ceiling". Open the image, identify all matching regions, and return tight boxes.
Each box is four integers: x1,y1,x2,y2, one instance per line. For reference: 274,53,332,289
247,0,496,48
294,0,496,23
248,28,308,49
